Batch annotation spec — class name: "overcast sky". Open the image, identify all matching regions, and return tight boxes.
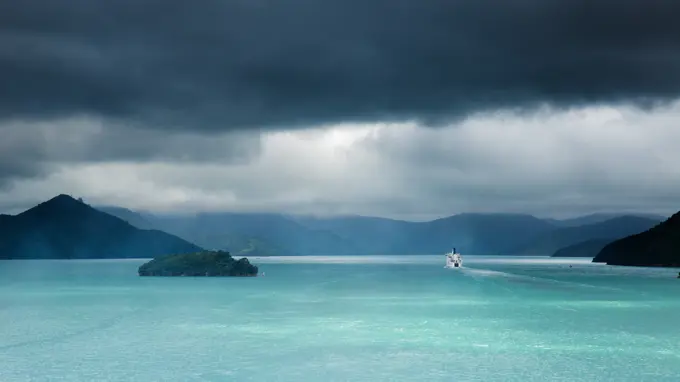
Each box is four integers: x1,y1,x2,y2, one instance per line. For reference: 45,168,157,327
2,1,680,220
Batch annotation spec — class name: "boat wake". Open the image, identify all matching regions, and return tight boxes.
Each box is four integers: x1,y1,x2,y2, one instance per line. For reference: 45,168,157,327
460,266,632,294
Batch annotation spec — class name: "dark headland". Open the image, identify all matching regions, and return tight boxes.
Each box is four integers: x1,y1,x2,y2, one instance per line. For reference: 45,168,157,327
138,250,259,277
593,211,680,267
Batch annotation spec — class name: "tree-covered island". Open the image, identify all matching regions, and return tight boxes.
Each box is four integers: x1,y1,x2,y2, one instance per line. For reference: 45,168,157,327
138,250,259,277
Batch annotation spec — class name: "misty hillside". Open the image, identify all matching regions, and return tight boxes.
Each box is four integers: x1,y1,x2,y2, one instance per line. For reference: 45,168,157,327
105,209,556,255
97,206,157,230
411,213,556,255
100,210,360,256
294,213,556,255
550,238,613,258
510,216,661,255
290,215,418,254
0,195,202,259
546,212,668,227
593,212,680,266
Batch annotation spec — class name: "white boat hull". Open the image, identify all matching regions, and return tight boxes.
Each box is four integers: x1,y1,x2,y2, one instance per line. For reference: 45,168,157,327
445,252,463,268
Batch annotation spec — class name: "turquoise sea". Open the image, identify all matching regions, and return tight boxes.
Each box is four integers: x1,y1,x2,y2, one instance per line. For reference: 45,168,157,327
1,256,680,381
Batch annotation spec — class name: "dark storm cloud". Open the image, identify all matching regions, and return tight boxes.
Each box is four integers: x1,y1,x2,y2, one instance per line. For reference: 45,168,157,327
1,0,680,131
0,120,260,185
0,126,51,187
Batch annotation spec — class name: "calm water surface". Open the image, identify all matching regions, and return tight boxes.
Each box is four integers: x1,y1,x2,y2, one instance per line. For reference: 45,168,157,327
1,256,680,381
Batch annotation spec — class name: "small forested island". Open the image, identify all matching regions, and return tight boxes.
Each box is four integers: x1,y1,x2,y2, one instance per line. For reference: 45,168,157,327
138,250,259,277
593,211,680,267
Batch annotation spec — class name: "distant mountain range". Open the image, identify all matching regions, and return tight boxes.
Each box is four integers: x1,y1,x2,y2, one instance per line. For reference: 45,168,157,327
0,194,668,259
97,203,665,257
293,213,559,255
0,195,202,259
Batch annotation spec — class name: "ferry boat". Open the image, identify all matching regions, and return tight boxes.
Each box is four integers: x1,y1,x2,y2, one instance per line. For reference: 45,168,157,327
445,248,463,268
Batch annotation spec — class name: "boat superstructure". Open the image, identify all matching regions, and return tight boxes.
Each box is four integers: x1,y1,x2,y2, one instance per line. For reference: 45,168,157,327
445,248,463,268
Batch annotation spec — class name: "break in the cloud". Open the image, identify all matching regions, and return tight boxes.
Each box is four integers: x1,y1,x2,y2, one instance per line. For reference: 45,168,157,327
2,102,680,219
2,0,680,131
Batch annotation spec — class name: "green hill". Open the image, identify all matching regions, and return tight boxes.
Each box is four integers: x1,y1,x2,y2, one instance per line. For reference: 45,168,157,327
0,195,202,259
